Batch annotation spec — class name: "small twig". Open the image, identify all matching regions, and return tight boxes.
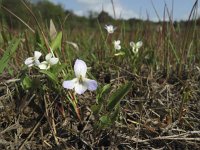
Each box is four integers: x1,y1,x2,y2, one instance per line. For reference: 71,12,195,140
151,137,200,141
4,78,20,84
19,94,36,113
81,106,92,134
161,120,179,135
44,93,59,145
19,114,45,150
43,140,52,148
0,123,21,134
0,139,10,145
118,131,200,143
50,107,59,145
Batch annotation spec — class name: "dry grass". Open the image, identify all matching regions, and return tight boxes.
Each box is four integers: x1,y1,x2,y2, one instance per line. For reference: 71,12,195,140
1,65,200,149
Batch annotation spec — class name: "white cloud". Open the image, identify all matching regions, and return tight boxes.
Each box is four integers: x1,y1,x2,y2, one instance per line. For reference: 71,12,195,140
74,10,86,16
76,0,103,4
74,0,139,19
104,2,139,19
33,0,139,19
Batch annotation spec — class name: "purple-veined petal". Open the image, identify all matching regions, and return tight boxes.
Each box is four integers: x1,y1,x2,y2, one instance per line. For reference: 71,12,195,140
34,51,42,59
114,40,121,50
74,83,87,94
74,59,87,78
133,48,138,54
27,64,34,67
49,58,59,65
25,57,34,66
45,53,53,61
114,40,120,45
116,40,120,45
115,45,121,50
130,41,135,48
38,61,48,70
63,78,77,89
105,25,116,34
34,60,41,66
105,25,112,33
136,41,143,48
85,78,98,91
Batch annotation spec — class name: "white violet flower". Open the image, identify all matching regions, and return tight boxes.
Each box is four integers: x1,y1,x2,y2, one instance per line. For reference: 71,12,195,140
24,51,42,67
62,59,98,95
130,41,143,54
105,25,116,34
38,53,59,70
114,40,121,50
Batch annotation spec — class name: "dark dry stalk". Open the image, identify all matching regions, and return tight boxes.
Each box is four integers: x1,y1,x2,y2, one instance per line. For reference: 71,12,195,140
165,2,176,39
50,106,59,145
20,0,51,52
60,16,68,63
180,0,198,73
24,30,32,56
162,5,170,80
1,6,34,33
111,0,116,19
150,0,161,22
182,0,198,49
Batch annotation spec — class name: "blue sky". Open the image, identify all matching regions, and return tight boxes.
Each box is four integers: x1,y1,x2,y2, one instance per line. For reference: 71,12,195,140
34,0,199,21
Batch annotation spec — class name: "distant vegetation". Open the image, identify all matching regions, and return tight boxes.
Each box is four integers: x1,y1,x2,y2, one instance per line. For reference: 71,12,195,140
1,0,199,31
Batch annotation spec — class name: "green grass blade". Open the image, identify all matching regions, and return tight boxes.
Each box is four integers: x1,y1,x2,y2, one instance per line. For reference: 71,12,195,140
50,31,62,51
99,115,112,127
169,40,180,64
40,70,58,84
0,38,20,74
107,82,133,111
110,104,120,122
96,84,111,104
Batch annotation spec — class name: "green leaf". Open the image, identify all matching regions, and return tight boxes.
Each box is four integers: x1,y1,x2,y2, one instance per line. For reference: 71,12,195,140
21,75,32,90
52,63,68,75
99,115,112,126
91,53,97,61
40,70,58,84
49,19,57,40
50,32,62,51
7,67,14,76
100,84,111,97
35,29,44,50
0,38,20,74
91,104,103,115
107,82,133,111
96,84,111,104
110,104,120,122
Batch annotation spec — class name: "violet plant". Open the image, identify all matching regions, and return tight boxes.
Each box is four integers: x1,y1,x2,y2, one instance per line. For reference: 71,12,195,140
63,59,98,94
21,22,134,128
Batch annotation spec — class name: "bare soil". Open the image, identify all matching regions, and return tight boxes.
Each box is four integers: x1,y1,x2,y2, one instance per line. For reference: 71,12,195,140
1,66,200,150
